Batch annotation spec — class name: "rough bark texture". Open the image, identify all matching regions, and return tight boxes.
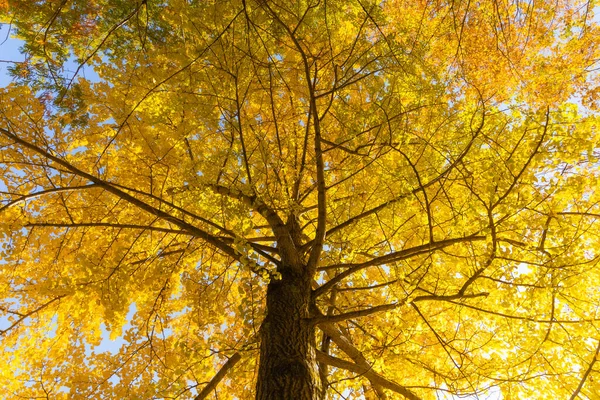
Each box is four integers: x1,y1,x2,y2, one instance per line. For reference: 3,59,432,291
256,266,321,399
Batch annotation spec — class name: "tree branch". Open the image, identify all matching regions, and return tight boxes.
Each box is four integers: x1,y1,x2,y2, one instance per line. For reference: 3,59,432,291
312,302,399,325
194,353,242,400
315,128,482,243
0,295,66,336
25,222,191,235
319,322,392,399
262,1,326,272
412,292,489,303
315,350,422,400
493,107,550,208
0,128,239,261
112,181,236,237
314,234,485,297
203,183,286,230
558,211,600,219
569,339,600,400
0,184,98,213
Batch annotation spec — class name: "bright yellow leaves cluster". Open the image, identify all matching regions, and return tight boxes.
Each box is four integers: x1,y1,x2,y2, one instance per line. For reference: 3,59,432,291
1,0,600,398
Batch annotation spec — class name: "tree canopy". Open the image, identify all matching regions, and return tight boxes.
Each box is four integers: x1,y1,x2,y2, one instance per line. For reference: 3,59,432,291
1,0,600,398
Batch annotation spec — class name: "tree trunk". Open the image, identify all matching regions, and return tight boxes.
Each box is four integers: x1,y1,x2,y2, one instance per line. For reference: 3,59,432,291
256,266,321,399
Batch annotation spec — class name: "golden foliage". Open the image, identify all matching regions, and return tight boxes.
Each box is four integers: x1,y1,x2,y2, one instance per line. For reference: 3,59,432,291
1,0,600,398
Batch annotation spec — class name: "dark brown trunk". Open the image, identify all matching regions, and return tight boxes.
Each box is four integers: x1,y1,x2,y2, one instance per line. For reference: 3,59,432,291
256,267,321,399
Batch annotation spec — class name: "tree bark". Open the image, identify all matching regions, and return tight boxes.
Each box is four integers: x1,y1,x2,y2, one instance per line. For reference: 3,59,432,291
256,266,321,399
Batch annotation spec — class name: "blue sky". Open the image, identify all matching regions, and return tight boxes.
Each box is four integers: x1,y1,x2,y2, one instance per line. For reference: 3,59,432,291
1,23,100,88
0,24,25,87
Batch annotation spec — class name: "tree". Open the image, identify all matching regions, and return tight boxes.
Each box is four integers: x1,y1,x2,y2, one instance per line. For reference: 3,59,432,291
1,0,600,398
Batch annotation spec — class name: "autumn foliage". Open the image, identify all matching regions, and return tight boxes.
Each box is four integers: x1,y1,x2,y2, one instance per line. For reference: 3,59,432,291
1,0,600,399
